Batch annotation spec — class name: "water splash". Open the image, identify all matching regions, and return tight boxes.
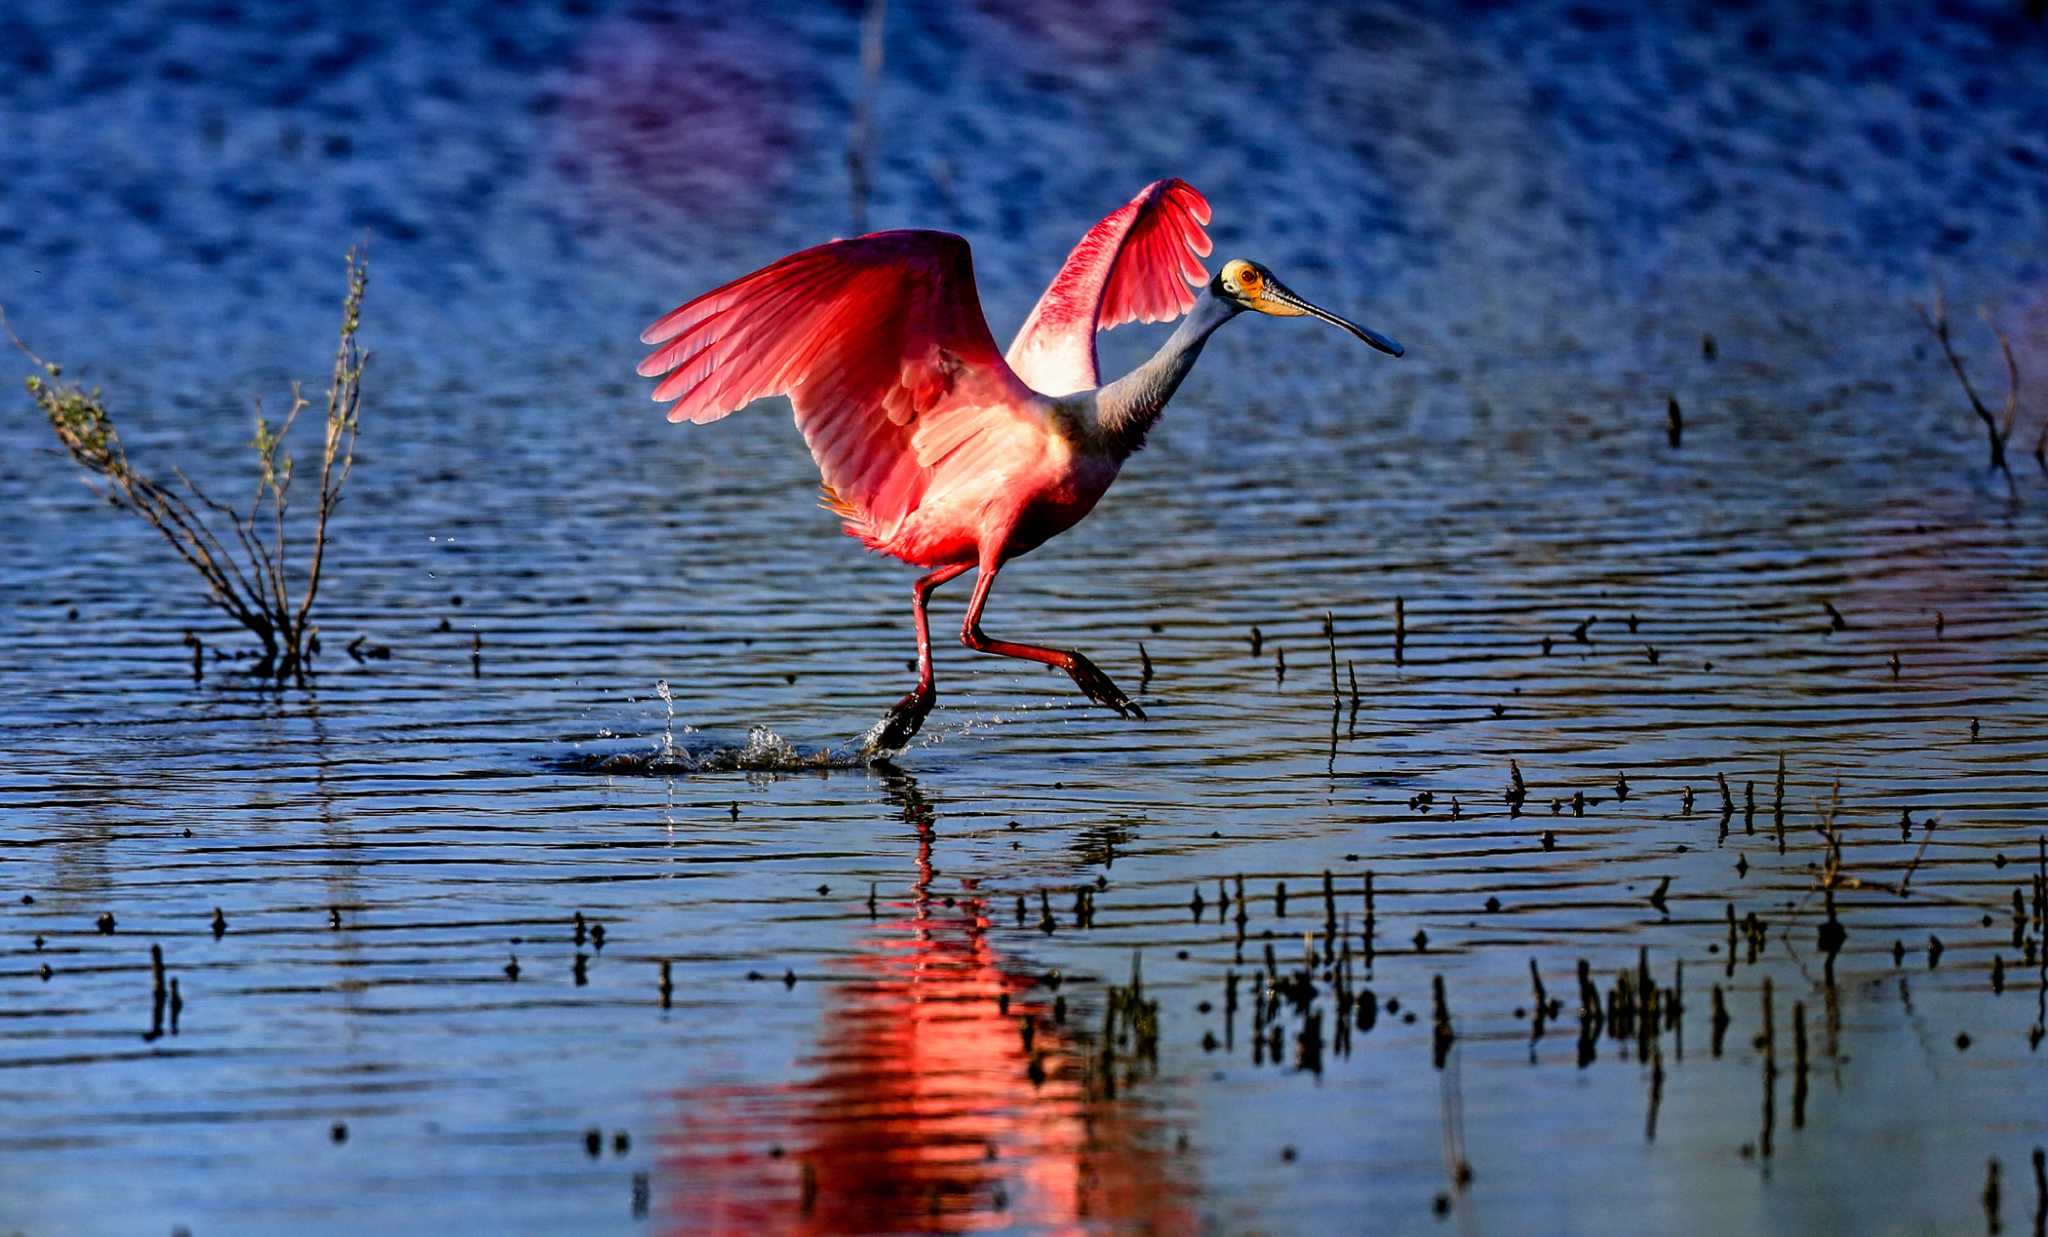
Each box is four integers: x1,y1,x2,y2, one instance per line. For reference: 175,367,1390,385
854,711,909,763
556,679,933,775
653,679,692,770
737,724,800,767
562,722,880,775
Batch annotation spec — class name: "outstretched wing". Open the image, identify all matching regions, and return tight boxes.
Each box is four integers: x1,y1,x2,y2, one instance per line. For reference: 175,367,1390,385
638,230,1037,541
1004,179,1214,397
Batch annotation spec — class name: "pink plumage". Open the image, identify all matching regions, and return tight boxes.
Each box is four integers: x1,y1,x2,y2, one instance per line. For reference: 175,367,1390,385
1004,178,1214,396
632,178,1396,752
634,189,1207,745
639,230,1034,543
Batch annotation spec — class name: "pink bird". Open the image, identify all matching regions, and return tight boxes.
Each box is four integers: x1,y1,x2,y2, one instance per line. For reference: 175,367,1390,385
638,179,1403,754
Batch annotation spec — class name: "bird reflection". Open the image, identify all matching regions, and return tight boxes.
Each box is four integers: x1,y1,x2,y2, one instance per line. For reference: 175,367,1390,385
657,767,1195,1233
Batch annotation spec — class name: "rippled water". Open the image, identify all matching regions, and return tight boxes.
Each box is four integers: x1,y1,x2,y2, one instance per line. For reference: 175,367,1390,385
4,1,2048,1233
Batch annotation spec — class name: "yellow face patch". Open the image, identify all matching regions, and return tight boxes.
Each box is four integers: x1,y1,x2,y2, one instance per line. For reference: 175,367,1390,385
1222,259,1308,317
1221,259,1263,301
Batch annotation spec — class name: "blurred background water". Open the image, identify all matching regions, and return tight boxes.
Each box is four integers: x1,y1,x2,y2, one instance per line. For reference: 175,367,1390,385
3,1,2047,1233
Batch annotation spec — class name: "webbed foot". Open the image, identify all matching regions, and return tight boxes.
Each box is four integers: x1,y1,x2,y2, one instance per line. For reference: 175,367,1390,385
1065,653,1146,720
861,685,937,758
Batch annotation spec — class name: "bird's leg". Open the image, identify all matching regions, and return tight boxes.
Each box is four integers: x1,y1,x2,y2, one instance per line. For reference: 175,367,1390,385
906,563,971,699
864,563,972,756
958,559,1146,720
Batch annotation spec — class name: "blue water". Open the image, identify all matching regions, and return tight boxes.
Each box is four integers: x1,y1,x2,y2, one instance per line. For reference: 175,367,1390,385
3,1,2047,1232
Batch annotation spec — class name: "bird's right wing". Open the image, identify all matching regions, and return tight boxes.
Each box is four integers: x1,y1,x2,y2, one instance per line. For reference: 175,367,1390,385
1004,179,1214,396
638,230,1039,539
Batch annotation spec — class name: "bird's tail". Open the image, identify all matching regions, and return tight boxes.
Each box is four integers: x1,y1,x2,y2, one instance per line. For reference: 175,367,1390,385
817,483,875,539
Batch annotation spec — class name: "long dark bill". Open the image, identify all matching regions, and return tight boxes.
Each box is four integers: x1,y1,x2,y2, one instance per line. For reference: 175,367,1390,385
1266,281,1404,357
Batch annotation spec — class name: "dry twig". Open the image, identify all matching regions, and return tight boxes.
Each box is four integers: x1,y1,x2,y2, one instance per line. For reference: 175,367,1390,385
1914,285,2021,497
10,247,369,680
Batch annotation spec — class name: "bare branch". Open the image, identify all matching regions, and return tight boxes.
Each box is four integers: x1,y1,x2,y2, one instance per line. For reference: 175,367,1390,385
1978,306,2021,442
171,465,271,612
1897,818,1939,895
1915,288,2014,485
13,245,369,680
294,247,368,647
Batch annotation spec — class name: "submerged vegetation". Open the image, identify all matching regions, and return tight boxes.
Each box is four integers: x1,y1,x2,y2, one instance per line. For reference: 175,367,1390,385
10,248,368,680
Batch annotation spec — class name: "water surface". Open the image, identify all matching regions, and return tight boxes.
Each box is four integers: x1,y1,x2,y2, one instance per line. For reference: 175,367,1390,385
3,2,2047,1232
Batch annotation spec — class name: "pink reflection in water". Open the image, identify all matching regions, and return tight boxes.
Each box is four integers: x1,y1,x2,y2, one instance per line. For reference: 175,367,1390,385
555,13,799,229
969,0,1167,70
658,780,1194,1233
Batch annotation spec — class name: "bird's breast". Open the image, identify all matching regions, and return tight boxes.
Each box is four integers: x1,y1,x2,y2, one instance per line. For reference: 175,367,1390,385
878,418,1121,565
1005,448,1120,557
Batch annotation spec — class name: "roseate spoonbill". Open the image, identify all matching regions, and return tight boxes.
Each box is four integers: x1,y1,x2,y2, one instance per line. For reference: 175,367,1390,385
637,179,1403,753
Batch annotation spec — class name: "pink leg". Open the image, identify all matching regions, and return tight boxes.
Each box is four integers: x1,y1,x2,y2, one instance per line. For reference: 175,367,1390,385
909,562,972,693
958,558,1145,720
865,563,972,755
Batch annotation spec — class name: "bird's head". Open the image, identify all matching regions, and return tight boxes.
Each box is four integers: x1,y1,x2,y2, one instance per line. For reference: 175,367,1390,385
1213,259,1404,357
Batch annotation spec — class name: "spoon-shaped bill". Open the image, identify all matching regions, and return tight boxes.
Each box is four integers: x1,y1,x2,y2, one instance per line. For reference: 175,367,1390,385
1264,279,1404,357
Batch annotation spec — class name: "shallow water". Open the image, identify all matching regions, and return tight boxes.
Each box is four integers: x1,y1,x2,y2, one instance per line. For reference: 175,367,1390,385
4,1,2048,1233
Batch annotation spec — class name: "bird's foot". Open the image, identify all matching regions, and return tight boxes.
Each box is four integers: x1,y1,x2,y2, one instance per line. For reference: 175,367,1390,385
860,685,937,759
1064,653,1146,720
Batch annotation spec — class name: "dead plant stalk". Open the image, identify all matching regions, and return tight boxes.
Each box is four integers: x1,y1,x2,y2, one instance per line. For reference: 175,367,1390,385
9,248,368,680
1913,286,2023,496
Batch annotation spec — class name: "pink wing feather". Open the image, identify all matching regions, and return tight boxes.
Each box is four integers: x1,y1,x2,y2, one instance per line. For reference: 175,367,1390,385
1004,179,1214,397
638,230,1035,542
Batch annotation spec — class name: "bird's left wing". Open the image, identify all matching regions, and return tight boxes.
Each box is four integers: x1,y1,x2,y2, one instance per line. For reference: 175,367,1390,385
1004,179,1214,397
638,230,1038,539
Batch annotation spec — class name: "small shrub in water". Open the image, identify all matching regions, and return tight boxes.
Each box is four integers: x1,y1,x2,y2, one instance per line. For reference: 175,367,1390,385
9,248,369,680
